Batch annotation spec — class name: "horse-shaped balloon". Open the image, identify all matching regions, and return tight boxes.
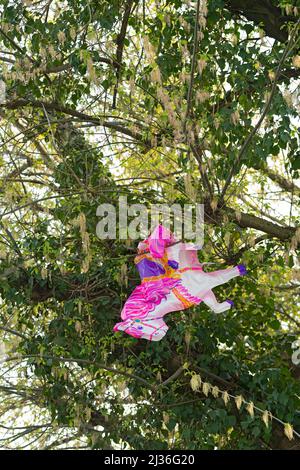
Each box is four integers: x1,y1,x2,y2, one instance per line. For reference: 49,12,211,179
113,225,247,341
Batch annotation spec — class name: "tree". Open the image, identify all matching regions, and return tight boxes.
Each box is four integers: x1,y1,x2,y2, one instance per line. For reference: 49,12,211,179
0,0,300,450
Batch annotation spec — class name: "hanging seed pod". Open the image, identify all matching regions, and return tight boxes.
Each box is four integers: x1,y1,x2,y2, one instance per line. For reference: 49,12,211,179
120,263,128,287
262,410,270,428
211,386,220,398
235,210,242,222
268,70,276,81
210,198,218,212
235,395,244,410
202,382,211,396
163,412,170,425
184,331,192,349
75,320,82,334
40,267,48,280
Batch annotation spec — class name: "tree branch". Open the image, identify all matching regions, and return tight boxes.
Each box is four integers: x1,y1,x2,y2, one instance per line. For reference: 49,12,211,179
0,99,152,147
259,165,300,196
